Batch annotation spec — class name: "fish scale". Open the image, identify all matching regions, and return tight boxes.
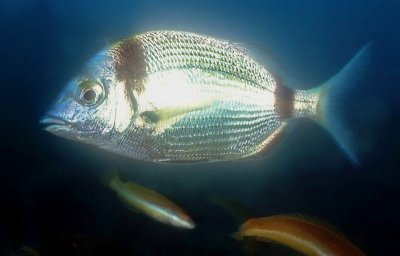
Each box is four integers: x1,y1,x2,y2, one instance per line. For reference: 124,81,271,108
133,44,277,159
137,31,276,92
43,30,372,163
114,47,281,161
157,106,279,160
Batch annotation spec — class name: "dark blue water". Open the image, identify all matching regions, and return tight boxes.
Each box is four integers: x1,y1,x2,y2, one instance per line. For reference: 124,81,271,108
2,1,400,255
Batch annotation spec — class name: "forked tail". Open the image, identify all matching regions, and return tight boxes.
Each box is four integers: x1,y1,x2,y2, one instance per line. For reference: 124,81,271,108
309,43,373,165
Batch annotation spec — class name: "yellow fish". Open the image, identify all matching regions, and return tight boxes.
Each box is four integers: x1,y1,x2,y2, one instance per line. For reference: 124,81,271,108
233,215,366,256
107,172,195,229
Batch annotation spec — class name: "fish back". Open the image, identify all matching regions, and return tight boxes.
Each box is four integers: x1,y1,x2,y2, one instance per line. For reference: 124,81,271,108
137,31,276,91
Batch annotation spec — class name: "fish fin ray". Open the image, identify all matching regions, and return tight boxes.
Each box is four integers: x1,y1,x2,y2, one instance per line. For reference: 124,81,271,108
140,97,219,133
141,97,219,123
315,42,373,166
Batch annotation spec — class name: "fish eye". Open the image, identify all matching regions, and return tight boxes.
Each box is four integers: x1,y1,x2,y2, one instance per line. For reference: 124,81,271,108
78,80,104,106
82,89,97,103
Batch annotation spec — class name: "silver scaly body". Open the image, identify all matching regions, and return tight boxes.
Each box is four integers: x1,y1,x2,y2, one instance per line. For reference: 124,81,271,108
104,31,318,162
49,30,380,164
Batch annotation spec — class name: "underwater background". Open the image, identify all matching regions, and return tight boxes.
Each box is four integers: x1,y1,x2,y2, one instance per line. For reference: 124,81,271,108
1,0,400,255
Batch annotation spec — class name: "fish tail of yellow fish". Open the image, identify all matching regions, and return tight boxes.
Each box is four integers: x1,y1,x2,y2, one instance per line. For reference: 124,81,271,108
229,231,243,241
100,170,122,191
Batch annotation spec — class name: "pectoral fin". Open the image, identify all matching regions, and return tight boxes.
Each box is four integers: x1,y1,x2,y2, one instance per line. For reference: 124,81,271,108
140,105,195,124
140,97,219,133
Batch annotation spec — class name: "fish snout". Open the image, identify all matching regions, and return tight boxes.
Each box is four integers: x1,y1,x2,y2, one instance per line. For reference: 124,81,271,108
176,215,196,229
39,115,72,133
183,219,196,229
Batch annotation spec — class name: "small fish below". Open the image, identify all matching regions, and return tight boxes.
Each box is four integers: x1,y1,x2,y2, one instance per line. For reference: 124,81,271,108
232,214,366,256
40,30,372,165
105,171,195,229
10,245,40,256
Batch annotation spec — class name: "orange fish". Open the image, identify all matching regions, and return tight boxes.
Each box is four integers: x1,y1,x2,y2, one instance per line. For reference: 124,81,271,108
232,215,366,256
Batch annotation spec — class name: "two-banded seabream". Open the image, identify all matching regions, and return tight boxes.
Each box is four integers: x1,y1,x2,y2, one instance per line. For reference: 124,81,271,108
40,30,371,164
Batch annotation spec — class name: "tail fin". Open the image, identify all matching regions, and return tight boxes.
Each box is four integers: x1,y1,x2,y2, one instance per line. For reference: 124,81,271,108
315,42,373,166
230,231,243,241
210,194,253,225
101,170,121,190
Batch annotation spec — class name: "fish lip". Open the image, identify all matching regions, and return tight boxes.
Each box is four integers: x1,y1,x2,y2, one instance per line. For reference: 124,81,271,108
39,116,72,132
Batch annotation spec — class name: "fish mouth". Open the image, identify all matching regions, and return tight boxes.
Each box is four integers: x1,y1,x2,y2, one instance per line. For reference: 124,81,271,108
182,220,196,229
39,116,72,133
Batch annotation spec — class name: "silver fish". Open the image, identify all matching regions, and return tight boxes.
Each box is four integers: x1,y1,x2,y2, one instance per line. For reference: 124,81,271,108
40,31,371,164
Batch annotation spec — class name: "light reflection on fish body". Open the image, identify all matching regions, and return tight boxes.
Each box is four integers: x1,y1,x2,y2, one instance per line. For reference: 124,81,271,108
40,30,372,165
108,172,195,229
233,215,366,256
